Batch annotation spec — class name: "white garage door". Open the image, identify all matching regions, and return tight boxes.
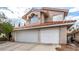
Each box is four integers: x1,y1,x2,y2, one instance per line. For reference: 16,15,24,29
15,30,39,43
40,29,59,44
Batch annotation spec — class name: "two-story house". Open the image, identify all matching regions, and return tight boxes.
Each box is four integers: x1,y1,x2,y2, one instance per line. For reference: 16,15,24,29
12,7,76,44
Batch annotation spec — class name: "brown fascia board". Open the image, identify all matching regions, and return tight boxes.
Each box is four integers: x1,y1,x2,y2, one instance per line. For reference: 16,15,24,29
42,7,69,17
24,7,69,16
42,7,69,12
22,8,41,19
22,9,33,19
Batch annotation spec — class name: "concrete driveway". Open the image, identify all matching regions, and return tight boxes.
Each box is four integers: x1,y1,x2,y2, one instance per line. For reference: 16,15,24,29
0,41,61,51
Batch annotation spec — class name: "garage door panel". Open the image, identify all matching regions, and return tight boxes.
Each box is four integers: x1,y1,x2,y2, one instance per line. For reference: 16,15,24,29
40,29,59,44
15,30,39,42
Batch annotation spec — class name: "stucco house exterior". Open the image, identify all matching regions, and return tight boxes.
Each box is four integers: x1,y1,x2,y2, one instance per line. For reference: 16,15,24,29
12,7,76,44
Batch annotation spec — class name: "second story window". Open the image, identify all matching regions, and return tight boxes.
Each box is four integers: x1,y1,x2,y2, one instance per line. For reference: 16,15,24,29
30,14,39,24
52,14,63,21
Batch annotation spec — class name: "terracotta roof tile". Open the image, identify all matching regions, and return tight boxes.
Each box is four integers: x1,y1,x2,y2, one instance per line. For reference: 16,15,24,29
24,20,76,27
14,20,76,31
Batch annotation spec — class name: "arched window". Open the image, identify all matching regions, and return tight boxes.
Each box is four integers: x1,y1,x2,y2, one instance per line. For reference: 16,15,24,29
30,14,39,24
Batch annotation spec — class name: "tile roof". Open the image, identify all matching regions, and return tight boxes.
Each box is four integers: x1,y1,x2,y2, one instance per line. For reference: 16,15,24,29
14,20,76,31
68,29,79,35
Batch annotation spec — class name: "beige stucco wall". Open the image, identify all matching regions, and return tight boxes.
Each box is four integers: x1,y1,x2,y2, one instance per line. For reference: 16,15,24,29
12,31,16,41
59,26,67,44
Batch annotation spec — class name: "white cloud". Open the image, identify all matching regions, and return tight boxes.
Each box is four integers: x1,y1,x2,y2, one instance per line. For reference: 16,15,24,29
0,0,79,7
8,7,32,17
65,16,79,20
69,8,79,12
65,16,74,20
0,9,18,18
72,16,79,20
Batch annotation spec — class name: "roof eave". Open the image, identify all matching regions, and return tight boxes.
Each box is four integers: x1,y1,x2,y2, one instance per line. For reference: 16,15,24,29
13,22,74,31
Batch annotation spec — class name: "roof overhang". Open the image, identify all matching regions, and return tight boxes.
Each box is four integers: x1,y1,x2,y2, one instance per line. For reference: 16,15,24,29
42,7,69,12
13,22,75,31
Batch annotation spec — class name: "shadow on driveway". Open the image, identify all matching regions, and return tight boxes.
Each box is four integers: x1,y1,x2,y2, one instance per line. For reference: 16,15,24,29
0,41,7,44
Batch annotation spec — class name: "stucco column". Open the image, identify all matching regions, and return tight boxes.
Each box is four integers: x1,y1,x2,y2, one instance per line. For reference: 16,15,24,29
59,26,67,44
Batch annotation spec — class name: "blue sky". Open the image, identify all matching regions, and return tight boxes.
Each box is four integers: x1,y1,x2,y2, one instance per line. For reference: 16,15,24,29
68,11,79,16
68,7,79,16
63,7,79,20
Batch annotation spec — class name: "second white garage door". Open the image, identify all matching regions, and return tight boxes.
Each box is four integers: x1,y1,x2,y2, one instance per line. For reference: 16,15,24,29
40,29,59,44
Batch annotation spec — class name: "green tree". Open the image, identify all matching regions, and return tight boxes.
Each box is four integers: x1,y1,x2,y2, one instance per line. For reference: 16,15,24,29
2,22,13,34
0,22,13,40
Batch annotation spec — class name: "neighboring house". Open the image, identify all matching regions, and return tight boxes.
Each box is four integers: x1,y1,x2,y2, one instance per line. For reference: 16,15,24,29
12,7,76,44
68,29,79,43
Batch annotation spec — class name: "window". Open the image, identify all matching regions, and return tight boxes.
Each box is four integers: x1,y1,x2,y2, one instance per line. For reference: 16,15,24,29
52,14,63,21
30,15,39,24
